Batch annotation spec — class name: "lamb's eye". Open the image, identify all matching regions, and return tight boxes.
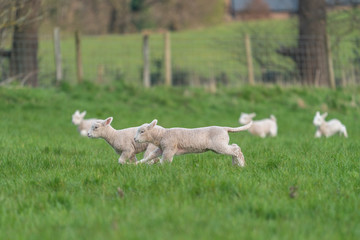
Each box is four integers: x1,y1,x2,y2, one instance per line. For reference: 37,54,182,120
94,126,98,129
140,130,145,134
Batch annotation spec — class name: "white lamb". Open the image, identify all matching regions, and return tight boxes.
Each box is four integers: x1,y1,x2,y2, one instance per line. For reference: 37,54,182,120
313,111,348,138
72,110,98,137
87,117,159,164
134,119,252,167
239,112,277,138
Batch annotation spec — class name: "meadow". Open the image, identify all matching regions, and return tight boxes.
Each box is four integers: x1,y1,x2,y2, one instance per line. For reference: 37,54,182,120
0,82,359,240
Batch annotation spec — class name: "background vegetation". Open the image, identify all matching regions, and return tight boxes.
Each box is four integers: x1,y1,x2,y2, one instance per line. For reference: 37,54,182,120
1,1,359,87
6,10,350,87
1,83,359,239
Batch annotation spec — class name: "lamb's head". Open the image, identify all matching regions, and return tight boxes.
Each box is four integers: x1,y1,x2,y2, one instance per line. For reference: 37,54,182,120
134,119,158,143
72,110,86,125
239,112,256,125
87,117,113,138
313,111,327,127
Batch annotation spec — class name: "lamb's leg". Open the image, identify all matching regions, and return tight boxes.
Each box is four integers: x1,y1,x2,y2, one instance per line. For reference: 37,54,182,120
233,144,245,167
269,128,277,137
137,148,162,164
315,130,322,138
211,143,245,167
129,154,138,164
160,149,176,164
144,146,160,164
342,126,348,138
118,151,132,164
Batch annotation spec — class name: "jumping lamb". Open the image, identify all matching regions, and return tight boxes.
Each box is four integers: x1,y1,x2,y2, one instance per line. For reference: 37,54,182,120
87,117,159,164
238,112,277,138
72,110,99,137
313,111,348,138
134,119,252,167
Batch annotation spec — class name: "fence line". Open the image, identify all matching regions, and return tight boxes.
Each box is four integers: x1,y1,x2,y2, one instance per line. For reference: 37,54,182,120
0,30,359,87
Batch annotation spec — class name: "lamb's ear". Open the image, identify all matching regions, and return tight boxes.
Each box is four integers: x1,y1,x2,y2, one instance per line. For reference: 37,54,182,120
321,112,328,119
316,111,320,116
250,113,256,118
148,119,158,129
81,111,87,117
103,117,113,126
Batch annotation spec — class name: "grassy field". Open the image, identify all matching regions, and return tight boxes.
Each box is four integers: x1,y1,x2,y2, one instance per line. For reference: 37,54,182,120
0,83,359,240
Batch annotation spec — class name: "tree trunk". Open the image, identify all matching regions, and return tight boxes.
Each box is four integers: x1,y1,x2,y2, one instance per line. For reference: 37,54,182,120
108,7,117,33
278,0,330,86
10,0,41,87
298,0,329,86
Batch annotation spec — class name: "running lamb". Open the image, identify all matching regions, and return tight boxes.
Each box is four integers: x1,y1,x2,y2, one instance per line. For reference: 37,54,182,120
87,117,159,164
72,110,98,137
238,112,277,138
134,119,252,167
313,111,348,138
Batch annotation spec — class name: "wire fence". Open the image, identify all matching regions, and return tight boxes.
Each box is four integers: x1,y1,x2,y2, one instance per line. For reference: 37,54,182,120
0,30,359,87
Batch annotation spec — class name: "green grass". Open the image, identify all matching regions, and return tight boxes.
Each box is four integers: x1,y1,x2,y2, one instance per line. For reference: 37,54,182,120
0,83,360,239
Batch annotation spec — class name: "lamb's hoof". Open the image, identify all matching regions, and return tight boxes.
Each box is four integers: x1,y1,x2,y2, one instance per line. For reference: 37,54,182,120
232,155,245,167
148,158,160,164
238,153,245,167
238,160,245,167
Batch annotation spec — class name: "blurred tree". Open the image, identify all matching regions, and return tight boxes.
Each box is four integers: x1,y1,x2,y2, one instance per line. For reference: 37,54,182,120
107,0,132,33
328,0,360,47
45,0,112,34
278,0,330,86
0,0,42,87
150,0,224,30
43,0,224,33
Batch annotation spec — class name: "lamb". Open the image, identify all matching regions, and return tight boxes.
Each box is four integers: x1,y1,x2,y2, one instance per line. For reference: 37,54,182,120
134,119,252,167
238,112,277,138
87,117,159,164
313,111,348,138
72,110,99,137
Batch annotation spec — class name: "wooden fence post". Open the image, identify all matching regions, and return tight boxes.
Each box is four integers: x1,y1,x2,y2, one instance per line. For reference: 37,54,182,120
245,34,255,85
75,30,83,83
164,31,172,86
326,35,336,89
53,27,62,84
143,33,150,88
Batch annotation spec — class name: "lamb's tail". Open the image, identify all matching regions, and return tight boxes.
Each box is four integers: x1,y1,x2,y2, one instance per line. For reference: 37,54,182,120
270,114,277,122
226,121,253,132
